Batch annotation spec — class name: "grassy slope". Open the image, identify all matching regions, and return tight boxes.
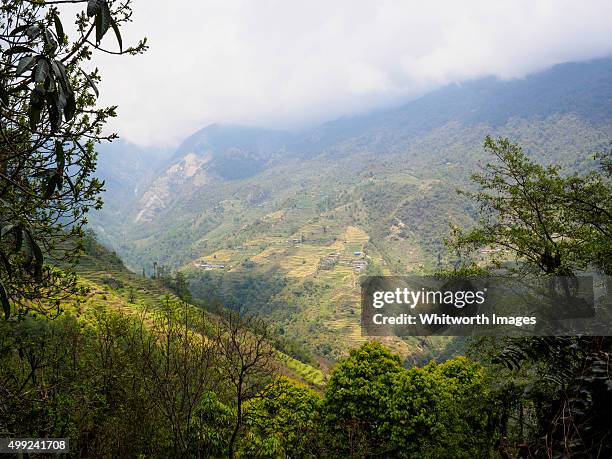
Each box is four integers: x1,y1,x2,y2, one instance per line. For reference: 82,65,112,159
99,114,612,363
71,246,325,387
182,196,459,362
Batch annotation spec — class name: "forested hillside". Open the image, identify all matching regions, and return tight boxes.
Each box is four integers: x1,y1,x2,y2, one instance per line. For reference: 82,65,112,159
90,57,612,359
1,1,610,455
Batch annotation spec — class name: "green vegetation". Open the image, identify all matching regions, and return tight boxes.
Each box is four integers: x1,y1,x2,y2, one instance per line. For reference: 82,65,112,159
1,128,610,457
448,138,611,457
2,3,610,454
0,234,496,457
0,0,146,319
452,136,611,275
0,319,498,458
97,113,612,361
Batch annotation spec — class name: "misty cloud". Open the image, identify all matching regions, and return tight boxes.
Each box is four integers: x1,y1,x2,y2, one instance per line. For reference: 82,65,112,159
92,0,612,147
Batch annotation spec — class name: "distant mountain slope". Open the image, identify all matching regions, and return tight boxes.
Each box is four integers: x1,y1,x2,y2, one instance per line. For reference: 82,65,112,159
174,124,290,160
113,57,612,260
90,57,612,359
75,234,325,386
169,57,612,171
89,140,172,246
292,57,612,156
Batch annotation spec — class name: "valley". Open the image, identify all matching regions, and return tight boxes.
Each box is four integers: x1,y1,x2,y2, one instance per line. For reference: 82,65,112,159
3,1,611,455
90,57,612,362
74,236,326,387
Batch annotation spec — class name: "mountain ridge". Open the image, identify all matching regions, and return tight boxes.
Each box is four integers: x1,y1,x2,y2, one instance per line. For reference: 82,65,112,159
93,56,612,262
89,56,612,359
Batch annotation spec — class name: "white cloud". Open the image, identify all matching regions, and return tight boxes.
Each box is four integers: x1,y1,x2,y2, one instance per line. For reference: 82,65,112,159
87,0,612,147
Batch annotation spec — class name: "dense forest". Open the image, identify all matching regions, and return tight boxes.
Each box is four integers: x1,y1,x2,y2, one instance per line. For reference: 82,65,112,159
1,1,611,458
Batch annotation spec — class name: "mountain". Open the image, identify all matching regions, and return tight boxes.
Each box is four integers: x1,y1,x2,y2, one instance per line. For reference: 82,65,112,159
91,56,612,359
90,140,172,245
71,234,325,386
290,56,612,156
129,125,291,224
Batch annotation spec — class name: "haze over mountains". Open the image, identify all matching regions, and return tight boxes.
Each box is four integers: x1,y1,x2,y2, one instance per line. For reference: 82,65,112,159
6,0,612,453
91,57,612,358
94,57,611,258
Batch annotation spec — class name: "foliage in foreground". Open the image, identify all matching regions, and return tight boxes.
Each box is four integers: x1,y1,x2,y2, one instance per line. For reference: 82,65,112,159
0,0,146,319
0,307,497,458
450,137,612,458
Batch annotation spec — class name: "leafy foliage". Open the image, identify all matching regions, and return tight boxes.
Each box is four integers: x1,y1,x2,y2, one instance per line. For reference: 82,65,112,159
0,0,146,319
451,138,612,457
242,377,322,457
387,358,495,458
323,342,497,458
323,341,403,455
452,136,611,275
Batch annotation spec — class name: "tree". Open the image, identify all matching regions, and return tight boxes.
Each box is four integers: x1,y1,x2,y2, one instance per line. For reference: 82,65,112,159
140,297,221,454
322,343,496,458
0,308,166,457
216,306,275,459
323,341,403,457
0,0,147,319
451,136,611,275
451,137,612,457
242,376,322,458
187,391,234,458
387,357,495,458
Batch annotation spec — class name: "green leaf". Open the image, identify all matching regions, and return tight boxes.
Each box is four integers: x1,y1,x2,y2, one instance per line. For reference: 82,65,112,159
34,59,50,83
95,1,112,43
55,140,65,172
56,85,68,112
81,69,99,97
16,55,36,76
3,45,35,56
29,104,41,131
43,173,61,199
110,15,123,52
87,0,103,18
30,86,45,108
64,90,76,121
43,28,58,55
0,224,16,239
13,226,23,253
56,172,64,192
0,251,12,280
23,229,43,282
29,88,44,130
9,24,31,36
46,92,61,132
53,13,65,42
0,81,8,106
51,60,70,92
0,280,10,320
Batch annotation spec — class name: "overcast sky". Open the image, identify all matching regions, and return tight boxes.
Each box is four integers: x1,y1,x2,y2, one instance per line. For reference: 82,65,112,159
91,0,612,147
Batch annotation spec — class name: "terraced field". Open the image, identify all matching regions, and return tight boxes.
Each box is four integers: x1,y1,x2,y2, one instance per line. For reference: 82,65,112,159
72,252,325,387
183,207,420,359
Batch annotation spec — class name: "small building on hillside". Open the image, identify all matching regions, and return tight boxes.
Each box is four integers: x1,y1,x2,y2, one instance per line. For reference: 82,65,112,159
319,252,341,270
195,262,225,270
352,259,369,272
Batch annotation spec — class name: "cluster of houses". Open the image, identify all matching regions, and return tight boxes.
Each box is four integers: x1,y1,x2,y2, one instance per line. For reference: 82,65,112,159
351,251,369,272
318,251,370,272
351,259,369,272
318,252,341,270
195,262,226,270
